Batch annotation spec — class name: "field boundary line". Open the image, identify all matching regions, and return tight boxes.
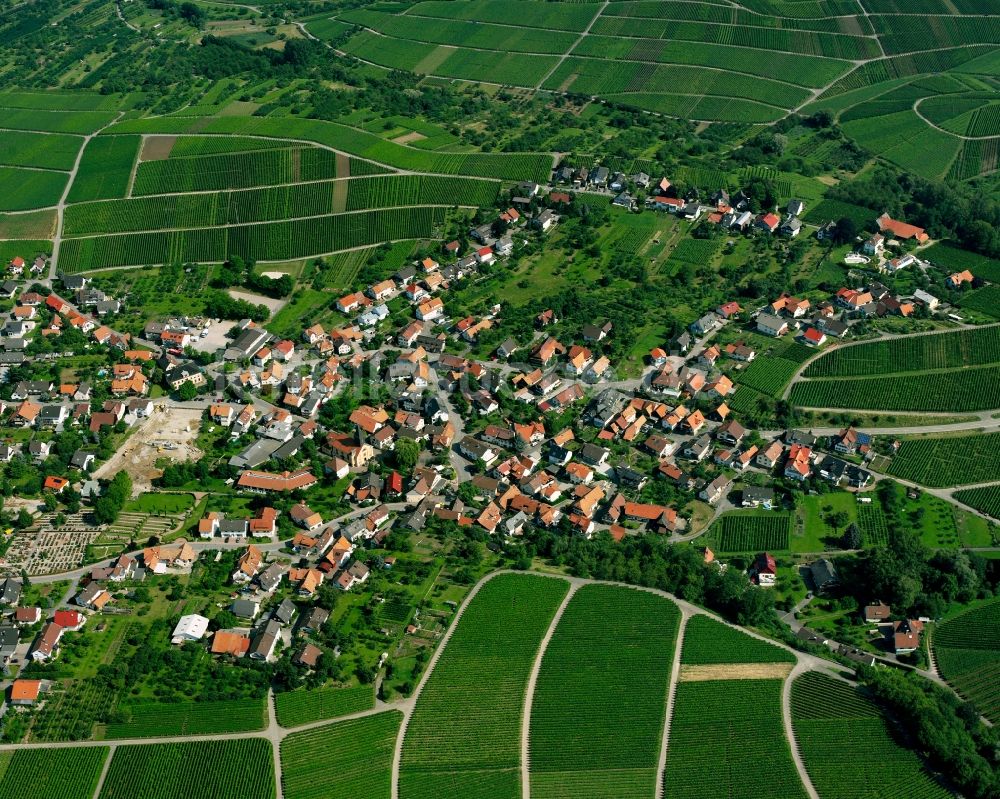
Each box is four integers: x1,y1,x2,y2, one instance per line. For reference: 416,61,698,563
125,134,143,199
90,743,115,799
655,608,690,799
520,579,580,799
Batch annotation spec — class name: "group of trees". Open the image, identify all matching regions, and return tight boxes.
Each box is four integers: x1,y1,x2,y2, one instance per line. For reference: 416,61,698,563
213,256,293,299
93,472,132,525
203,290,269,323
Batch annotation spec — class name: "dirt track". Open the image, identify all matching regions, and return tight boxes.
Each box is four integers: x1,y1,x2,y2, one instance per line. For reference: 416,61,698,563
678,662,794,681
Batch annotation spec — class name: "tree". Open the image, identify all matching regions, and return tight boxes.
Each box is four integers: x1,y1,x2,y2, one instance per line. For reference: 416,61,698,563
834,216,858,245
394,439,421,475
176,381,198,402
842,523,863,550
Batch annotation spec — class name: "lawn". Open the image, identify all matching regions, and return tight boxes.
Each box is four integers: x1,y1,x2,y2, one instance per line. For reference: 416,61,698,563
122,492,195,515
793,493,857,553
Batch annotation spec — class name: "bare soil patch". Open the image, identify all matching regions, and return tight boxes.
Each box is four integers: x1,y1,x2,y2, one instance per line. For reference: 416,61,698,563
228,288,286,315
140,135,176,162
679,663,794,681
392,131,427,145
93,407,203,494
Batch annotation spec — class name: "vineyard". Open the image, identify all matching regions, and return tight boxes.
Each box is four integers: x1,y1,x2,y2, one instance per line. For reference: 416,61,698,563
0,747,108,799
857,501,890,546
790,365,1000,412
99,739,275,799
959,286,1000,319
399,573,569,799
59,207,445,272
529,585,679,799
924,243,1000,281
274,684,374,728
100,697,267,738
713,512,792,553
885,432,1000,487
133,147,343,195
681,615,796,665
0,130,80,170
953,485,1000,520
281,711,402,799
802,326,1000,377
663,680,807,799
0,167,67,212
934,598,1000,722
67,136,142,203
791,671,954,799
104,117,553,183
738,343,813,398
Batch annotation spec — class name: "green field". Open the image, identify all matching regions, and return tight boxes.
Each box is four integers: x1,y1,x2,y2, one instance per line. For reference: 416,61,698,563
934,598,1000,722
400,573,569,799
281,711,402,799
65,175,497,235
712,511,792,553
274,684,375,728
803,326,1000,377
0,130,80,170
67,136,142,203
104,116,552,182
953,485,1000,520
790,365,1000,412
0,747,109,799
681,615,795,665
791,672,953,799
0,166,67,211
663,680,806,799
100,698,266,738
99,739,275,799
59,207,445,272
529,585,680,798
886,432,1000,487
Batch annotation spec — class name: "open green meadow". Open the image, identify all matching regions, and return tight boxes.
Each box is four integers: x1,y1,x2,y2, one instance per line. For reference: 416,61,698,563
274,684,375,728
663,679,806,799
99,739,275,799
0,748,109,799
791,672,953,799
282,711,402,799
400,573,569,799
681,615,795,665
934,598,1000,722
886,432,1000,487
529,585,680,799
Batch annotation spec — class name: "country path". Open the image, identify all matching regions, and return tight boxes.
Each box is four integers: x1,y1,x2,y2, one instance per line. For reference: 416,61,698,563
48,112,124,283
655,606,692,799
782,660,821,799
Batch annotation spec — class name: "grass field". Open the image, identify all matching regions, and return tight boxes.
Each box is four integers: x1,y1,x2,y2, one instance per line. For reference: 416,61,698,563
99,739,274,799
281,711,402,799
400,573,569,799
274,684,375,728
791,671,953,799
0,747,108,799
886,432,1000,487
529,585,680,798
663,679,806,799
681,615,795,665
934,597,1000,722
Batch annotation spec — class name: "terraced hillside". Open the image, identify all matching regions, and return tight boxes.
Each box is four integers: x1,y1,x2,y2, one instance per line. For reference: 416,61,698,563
311,0,1000,177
